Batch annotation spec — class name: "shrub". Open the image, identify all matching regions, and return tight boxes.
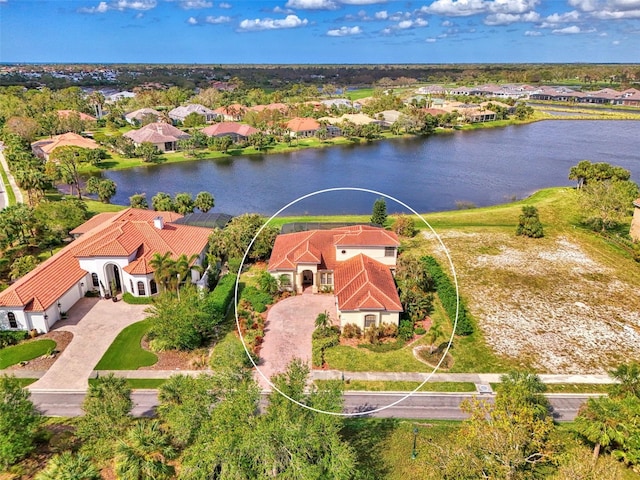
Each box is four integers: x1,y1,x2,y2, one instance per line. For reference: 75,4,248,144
392,214,417,237
209,274,237,317
312,326,340,367
240,286,273,313
0,331,28,348
341,323,361,339
227,257,242,274
379,323,398,338
422,256,474,336
122,292,153,304
415,327,427,335
516,205,544,238
398,319,414,341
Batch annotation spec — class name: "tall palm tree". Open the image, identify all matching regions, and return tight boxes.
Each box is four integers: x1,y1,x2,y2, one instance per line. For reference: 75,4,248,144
115,420,176,480
609,362,640,399
173,253,203,290
149,252,176,293
574,396,625,461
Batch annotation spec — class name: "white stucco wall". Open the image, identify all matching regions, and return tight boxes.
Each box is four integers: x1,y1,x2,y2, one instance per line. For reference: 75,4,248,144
338,310,400,330
0,308,29,331
335,246,397,266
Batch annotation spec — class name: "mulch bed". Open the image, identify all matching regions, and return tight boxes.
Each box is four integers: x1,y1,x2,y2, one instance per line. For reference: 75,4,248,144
138,337,208,371
6,330,73,371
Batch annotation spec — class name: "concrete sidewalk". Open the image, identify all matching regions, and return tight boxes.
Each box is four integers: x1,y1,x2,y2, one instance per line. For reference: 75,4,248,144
0,147,24,208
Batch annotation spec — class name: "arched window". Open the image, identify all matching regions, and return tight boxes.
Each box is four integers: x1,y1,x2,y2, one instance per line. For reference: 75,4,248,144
137,281,146,296
7,312,17,329
150,280,158,295
91,273,99,287
364,314,376,329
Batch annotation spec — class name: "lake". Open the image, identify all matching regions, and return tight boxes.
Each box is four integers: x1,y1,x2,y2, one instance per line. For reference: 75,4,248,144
102,120,640,216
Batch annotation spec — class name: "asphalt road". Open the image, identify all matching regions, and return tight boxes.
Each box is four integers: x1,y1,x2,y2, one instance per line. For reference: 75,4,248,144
30,390,594,421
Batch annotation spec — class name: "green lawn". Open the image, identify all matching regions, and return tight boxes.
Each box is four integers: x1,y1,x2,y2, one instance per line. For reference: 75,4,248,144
88,378,166,389
0,339,56,369
0,160,16,206
94,320,157,370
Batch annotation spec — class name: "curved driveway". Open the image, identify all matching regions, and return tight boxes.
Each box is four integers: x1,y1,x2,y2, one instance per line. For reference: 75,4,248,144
256,293,336,390
28,297,147,391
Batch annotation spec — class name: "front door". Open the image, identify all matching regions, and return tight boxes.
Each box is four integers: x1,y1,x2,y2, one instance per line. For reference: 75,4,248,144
112,265,122,292
302,270,314,288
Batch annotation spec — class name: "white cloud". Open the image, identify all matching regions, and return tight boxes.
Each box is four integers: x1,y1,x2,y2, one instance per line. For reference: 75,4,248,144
488,0,539,14
219,2,231,7
544,10,581,23
382,27,392,34
205,15,230,23
239,14,308,31
484,10,538,24
79,1,110,13
592,7,640,18
421,0,487,16
179,0,212,8
422,0,540,20
612,39,620,44
113,0,157,10
327,25,362,35
524,29,542,35
441,19,453,26
599,31,608,35
569,0,640,18
425,37,437,42
338,0,387,4
285,0,337,9
374,10,388,19
552,25,582,33
187,15,198,24
397,18,428,28
568,0,598,11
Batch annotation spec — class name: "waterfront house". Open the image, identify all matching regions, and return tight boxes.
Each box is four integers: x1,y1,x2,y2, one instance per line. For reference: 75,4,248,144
268,225,402,330
286,117,320,138
0,208,211,333
169,104,220,124
124,122,190,152
201,122,258,142
31,132,101,161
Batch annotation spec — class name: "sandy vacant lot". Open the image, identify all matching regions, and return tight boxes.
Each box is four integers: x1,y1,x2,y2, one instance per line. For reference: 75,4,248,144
426,230,640,374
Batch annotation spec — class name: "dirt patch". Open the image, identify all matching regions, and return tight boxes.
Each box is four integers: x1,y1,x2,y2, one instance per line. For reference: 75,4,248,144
414,345,454,370
426,231,640,373
6,331,73,372
139,337,208,370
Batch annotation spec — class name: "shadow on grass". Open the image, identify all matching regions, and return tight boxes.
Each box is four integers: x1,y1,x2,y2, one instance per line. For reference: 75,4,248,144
341,417,398,479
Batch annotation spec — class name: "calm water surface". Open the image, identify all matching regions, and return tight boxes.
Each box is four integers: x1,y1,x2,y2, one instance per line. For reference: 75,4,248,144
103,120,640,215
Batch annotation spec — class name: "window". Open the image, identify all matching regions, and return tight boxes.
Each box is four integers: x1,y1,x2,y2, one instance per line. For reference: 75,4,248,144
8,312,17,329
91,273,99,287
320,272,333,285
364,314,376,329
150,280,158,295
137,281,146,296
385,247,395,257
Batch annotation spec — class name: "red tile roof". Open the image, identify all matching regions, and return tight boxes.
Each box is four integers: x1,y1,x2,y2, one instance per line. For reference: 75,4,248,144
69,212,119,235
268,226,398,272
32,132,100,157
57,110,97,121
0,208,210,312
334,254,402,312
286,117,320,132
124,122,190,144
201,122,258,137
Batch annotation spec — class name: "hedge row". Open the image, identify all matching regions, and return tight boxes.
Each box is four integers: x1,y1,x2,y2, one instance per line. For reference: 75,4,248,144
122,292,153,305
209,273,238,316
422,256,474,336
240,286,273,313
0,330,28,348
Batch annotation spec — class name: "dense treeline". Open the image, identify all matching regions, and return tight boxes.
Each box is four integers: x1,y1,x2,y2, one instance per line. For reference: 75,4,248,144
2,63,640,90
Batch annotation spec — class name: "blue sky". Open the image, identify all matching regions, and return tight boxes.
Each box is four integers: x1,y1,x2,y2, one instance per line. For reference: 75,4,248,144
1,0,639,63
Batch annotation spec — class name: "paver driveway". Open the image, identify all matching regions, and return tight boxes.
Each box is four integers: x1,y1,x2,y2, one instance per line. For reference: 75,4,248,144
256,292,336,390
28,297,147,391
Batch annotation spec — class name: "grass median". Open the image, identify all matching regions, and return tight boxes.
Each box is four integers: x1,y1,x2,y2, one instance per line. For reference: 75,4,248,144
94,319,157,370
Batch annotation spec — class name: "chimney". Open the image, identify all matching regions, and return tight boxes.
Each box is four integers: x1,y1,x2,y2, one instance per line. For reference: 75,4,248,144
153,216,164,230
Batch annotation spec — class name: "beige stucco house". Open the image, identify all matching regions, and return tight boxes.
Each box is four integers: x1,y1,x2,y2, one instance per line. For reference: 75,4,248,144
268,225,402,330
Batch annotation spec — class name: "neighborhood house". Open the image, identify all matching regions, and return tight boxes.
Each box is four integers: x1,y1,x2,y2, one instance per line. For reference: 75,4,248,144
0,208,211,333
268,225,402,330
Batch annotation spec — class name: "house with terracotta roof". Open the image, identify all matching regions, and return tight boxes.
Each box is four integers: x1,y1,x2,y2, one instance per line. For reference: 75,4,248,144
213,104,246,121
286,117,320,138
201,122,259,142
0,208,211,333
268,225,402,330
124,122,190,152
57,110,97,122
31,132,101,161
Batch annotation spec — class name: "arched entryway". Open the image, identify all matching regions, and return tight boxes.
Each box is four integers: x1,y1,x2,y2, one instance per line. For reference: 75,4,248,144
104,263,123,296
301,270,314,290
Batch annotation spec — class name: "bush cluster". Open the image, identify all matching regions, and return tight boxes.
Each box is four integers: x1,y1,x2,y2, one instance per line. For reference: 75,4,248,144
0,331,28,348
398,319,414,341
422,256,474,336
209,273,237,316
240,286,273,313
341,323,361,339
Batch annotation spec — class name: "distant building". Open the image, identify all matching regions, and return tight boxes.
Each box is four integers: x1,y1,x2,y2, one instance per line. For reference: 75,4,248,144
124,122,190,152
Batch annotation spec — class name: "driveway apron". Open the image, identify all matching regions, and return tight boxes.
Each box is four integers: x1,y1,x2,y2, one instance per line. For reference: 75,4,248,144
256,293,336,390
28,297,148,391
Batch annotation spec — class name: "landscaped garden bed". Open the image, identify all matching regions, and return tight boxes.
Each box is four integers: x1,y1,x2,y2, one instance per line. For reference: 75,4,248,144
3,331,71,371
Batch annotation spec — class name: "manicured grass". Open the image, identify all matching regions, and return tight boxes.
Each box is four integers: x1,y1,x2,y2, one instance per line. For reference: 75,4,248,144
14,378,38,387
94,320,157,370
317,380,476,392
0,339,56,369
492,383,610,394
89,378,166,389
0,161,16,206
324,344,428,373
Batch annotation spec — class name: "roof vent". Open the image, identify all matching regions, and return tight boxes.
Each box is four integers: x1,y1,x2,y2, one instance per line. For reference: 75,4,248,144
153,216,164,229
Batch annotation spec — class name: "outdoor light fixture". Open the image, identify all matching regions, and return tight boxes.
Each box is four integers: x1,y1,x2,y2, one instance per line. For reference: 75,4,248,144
411,426,418,460
44,315,48,320
80,282,84,287
57,302,61,308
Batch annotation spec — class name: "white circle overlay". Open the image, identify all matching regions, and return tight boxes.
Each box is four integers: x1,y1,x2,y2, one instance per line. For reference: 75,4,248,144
234,187,460,416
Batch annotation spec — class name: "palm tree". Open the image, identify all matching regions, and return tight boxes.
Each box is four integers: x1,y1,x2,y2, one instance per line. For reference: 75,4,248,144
609,362,640,399
425,322,443,354
149,252,176,293
315,310,331,330
36,452,101,480
574,396,625,461
173,253,203,289
115,420,176,480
